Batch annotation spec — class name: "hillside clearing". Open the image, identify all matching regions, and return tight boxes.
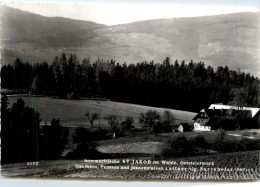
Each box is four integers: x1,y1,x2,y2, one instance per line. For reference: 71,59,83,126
7,95,196,128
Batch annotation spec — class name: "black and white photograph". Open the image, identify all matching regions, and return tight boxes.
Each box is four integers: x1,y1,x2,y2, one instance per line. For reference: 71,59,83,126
0,1,260,180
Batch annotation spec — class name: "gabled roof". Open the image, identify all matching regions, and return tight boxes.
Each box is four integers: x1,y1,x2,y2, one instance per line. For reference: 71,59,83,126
192,109,208,120
204,108,228,118
209,104,260,118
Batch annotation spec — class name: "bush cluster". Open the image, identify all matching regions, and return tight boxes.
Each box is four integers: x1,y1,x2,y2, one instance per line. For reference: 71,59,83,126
162,135,209,158
139,110,177,133
67,128,108,159
161,130,260,158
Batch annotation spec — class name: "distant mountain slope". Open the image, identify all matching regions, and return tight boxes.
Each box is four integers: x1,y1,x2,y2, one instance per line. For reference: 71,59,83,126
1,5,260,77
1,5,106,44
94,12,260,76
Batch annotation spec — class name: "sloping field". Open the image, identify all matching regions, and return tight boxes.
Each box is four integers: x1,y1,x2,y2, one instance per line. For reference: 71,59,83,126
7,95,196,128
2,151,259,180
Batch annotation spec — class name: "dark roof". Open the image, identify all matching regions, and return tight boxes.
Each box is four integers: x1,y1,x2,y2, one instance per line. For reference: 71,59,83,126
209,104,259,118
193,108,253,121
193,109,209,120
204,109,228,118
180,123,190,131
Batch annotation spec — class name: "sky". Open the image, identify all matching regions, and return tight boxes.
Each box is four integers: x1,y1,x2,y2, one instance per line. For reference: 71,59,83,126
2,0,260,25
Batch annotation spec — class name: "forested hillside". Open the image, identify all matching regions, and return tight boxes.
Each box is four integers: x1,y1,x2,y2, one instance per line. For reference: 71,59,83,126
1,54,259,112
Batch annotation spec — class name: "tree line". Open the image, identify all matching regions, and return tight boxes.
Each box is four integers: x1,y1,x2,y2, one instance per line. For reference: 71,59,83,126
1,54,259,112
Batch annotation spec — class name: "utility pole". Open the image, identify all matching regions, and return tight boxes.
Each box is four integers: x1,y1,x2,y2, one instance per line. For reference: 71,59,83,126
99,108,101,130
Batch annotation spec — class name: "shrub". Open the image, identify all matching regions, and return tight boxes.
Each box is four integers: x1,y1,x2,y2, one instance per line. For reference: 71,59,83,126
153,122,164,133
162,123,173,133
207,116,236,130
214,138,260,153
162,135,210,158
162,135,192,158
163,110,174,125
239,138,260,151
161,131,260,158
212,129,227,152
221,140,240,153
105,114,121,138
91,129,108,140
211,131,260,153
40,118,69,160
72,127,98,158
121,116,134,130
139,110,160,132
192,135,209,149
85,111,99,128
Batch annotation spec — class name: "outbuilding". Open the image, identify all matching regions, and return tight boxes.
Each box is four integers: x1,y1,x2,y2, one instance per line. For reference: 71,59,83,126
173,123,190,132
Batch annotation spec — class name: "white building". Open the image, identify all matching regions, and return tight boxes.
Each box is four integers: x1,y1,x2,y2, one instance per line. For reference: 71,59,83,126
193,104,260,131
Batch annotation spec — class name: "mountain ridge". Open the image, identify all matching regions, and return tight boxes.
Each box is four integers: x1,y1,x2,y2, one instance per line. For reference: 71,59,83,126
1,5,260,77
1,5,107,41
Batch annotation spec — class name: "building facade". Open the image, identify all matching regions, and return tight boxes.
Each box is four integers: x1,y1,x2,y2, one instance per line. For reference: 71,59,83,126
193,104,260,131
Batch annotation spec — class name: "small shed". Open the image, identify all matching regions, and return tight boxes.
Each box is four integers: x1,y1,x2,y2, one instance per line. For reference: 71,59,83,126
172,123,190,132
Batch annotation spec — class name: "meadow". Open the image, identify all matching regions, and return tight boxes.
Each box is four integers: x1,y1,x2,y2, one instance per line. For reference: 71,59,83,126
7,95,260,150
7,95,196,129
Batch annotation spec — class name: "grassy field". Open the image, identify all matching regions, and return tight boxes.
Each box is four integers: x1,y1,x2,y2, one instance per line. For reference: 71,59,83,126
6,95,260,152
7,95,196,128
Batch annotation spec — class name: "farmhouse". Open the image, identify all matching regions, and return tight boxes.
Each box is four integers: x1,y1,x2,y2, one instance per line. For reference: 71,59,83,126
193,104,260,131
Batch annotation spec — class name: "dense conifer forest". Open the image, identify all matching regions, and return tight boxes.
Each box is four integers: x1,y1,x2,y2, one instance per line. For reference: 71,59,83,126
1,54,259,112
